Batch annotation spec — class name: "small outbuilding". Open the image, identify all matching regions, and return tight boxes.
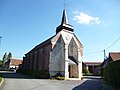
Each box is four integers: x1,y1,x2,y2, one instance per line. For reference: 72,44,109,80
5,58,23,70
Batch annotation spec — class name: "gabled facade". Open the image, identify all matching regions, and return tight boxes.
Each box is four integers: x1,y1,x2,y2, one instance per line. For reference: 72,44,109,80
22,9,83,80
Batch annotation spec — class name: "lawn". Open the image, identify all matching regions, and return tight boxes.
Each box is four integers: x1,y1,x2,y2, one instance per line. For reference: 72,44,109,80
0,74,3,82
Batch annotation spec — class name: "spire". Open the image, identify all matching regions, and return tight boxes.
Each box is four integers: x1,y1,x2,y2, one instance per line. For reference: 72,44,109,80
56,9,74,34
61,9,68,25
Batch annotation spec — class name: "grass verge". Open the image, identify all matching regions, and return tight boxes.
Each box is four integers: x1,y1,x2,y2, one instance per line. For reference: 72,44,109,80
0,74,3,82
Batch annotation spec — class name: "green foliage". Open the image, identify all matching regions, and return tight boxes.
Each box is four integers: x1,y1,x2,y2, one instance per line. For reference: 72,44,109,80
17,69,50,79
0,60,3,64
0,74,3,82
7,52,12,60
83,66,90,74
51,73,65,80
54,76,65,80
103,84,120,90
0,77,2,82
2,53,7,63
0,52,13,70
103,60,120,88
83,73,93,76
1,52,12,63
0,60,4,70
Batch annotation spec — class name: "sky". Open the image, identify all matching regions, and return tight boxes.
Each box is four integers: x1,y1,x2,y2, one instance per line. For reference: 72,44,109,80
0,0,120,62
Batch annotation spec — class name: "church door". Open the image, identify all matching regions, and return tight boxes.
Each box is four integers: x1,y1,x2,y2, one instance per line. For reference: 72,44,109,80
69,64,78,78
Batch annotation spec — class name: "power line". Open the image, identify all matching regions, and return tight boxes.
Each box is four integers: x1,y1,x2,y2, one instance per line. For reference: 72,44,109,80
84,50,104,55
105,37,120,50
83,36,120,57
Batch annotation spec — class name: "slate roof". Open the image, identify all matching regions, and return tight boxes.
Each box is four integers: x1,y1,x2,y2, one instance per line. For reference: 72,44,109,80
26,35,55,55
56,9,74,34
61,9,68,24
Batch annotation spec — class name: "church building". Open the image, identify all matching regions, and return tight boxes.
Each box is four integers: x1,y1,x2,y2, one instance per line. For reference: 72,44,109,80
22,9,83,80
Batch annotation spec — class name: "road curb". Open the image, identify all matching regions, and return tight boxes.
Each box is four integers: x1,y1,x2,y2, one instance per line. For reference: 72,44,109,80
0,78,4,90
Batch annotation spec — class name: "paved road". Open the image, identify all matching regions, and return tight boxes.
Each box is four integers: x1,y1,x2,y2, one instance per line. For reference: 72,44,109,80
0,71,103,90
73,76,103,90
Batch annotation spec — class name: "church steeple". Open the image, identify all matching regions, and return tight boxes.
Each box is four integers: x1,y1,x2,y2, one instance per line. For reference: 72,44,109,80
56,9,74,34
61,9,68,25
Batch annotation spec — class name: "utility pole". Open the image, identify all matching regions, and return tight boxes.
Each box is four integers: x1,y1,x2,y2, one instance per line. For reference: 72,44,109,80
104,49,107,60
0,36,2,61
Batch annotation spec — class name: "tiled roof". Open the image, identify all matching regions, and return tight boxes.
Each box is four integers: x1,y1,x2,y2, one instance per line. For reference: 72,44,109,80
109,52,120,61
10,58,23,66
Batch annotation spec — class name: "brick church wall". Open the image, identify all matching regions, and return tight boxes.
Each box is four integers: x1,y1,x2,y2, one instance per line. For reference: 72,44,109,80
23,42,52,72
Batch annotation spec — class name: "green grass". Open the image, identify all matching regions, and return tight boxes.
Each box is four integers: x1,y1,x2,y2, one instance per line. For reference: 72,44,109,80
83,73,93,76
51,76,65,80
0,77,2,82
0,74,3,82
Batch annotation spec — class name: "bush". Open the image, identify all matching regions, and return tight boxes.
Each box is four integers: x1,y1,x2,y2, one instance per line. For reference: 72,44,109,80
83,66,90,75
103,84,120,90
51,73,65,80
103,60,120,88
17,69,50,79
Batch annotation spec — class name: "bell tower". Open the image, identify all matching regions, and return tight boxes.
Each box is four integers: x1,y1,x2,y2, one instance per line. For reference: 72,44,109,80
56,9,74,34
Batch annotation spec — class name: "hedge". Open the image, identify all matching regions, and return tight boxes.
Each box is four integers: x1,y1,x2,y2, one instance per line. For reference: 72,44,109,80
103,60,120,88
17,69,50,79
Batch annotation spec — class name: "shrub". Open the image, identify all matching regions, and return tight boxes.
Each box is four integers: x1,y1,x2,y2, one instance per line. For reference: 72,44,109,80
103,84,120,90
83,66,90,74
51,73,65,80
103,60,120,88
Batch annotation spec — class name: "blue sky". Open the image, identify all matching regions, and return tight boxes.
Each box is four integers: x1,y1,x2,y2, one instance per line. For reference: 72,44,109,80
0,0,120,62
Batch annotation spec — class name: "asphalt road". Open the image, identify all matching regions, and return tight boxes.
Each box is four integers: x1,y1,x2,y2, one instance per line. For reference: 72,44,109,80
0,71,103,90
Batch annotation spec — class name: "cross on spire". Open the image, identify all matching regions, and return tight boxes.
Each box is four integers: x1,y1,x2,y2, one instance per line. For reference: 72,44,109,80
64,0,66,9
56,0,74,34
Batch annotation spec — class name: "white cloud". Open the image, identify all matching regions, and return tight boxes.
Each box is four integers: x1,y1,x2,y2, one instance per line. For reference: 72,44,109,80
73,11,103,25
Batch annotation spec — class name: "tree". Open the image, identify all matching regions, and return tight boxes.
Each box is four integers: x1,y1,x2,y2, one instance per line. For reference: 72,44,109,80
2,53,7,63
7,52,12,60
83,66,90,74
